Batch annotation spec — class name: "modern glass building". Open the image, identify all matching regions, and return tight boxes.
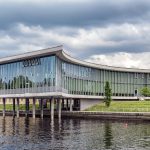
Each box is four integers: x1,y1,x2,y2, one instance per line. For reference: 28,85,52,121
0,45,150,112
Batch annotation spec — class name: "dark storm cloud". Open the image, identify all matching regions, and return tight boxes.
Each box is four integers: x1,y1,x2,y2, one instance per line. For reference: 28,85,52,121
0,0,150,66
0,0,150,29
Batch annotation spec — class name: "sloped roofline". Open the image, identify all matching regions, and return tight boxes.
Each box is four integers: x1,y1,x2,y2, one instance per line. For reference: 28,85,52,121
61,50,150,73
0,45,63,64
0,45,150,73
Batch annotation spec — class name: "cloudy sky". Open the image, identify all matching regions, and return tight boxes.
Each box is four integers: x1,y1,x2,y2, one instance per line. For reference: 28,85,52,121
0,0,150,69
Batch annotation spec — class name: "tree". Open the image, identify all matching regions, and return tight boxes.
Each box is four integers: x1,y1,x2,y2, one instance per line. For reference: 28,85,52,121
140,87,150,97
104,81,112,107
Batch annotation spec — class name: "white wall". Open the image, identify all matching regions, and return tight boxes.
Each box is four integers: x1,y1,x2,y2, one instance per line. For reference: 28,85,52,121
80,99,101,110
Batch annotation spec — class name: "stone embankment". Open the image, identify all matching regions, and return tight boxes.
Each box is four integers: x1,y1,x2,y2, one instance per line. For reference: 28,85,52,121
0,110,150,121
61,111,150,121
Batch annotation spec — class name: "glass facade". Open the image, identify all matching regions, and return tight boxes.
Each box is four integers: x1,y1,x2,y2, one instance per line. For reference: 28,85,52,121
61,59,148,97
0,55,56,94
0,53,149,97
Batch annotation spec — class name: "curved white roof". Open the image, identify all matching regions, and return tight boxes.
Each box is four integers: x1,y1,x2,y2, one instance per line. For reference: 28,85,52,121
0,45,150,73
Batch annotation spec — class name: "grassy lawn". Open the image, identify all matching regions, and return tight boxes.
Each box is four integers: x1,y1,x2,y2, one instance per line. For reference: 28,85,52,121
85,101,150,112
0,104,51,111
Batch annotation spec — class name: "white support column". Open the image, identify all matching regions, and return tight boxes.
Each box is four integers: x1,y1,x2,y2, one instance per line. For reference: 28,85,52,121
58,99,62,118
3,98,6,117
32,98,36,118
41,99,43,118
16,98,20,118
70,99,73,112
51,98,54,120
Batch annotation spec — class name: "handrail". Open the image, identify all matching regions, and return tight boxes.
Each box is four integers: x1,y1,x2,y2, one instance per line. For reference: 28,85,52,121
0,86,68,95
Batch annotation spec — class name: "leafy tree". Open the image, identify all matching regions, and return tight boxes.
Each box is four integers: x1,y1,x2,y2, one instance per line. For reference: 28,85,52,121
104,81,112,107
140,87,150,97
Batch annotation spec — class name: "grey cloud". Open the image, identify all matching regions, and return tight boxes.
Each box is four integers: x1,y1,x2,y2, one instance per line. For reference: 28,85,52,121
0,0,150,29
85,51,150,69
0,0,150,62
73,42,150,59
0,23,150,59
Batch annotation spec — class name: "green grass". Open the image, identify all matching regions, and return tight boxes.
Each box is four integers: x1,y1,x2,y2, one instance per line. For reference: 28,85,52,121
0,104,51,111
85,101,150,112
1,101,150,112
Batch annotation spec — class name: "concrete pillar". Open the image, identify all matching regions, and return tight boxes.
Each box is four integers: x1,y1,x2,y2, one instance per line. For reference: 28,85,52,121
70,99,73,112
51,98,54,120
16,98,19,118
25,98,29,117
49,99,51,111
62,99,64,110
56,99,59,111
13,98,15,117
67,99,69,110
38,99,40,109
58,99,62,118
43,99,47,108
40,99,43,118
32,98,36,118
3,98,6,117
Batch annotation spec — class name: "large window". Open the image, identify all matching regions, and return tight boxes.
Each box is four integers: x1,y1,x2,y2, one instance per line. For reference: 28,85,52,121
0,55,56,94
61,61,147,97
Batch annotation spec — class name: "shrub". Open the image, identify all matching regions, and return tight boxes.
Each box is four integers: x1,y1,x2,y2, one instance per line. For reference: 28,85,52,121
104,81,112,107
140,87,150,97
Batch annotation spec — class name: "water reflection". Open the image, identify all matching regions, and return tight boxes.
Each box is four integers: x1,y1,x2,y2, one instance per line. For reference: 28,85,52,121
0,117,150,150
2,117,5,133
104,122,113,149
24,117,30,135
16,118,20,135
12,118,15,135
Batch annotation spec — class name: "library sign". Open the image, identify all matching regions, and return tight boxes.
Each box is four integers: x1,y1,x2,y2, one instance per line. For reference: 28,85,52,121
23,58,41,67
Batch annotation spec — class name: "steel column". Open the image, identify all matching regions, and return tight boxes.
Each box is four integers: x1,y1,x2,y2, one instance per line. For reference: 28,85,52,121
16,98,20,118
32,98,36,118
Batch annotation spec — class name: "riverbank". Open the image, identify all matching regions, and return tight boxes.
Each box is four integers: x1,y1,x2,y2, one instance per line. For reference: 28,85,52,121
62,111,150,121
85,101,150,112
0,110,150,121
0,104,47,110
0,101,150,121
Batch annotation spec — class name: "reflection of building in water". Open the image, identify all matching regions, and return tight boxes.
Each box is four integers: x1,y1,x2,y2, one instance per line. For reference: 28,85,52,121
104,122,113,149
0,45,150,118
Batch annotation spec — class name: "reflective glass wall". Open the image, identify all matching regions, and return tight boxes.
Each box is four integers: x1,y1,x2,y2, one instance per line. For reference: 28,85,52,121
0,55,56,94
61,60,148,97
0,54,149,97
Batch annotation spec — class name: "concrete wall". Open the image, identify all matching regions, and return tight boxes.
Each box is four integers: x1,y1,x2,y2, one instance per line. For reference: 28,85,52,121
80,99,101,110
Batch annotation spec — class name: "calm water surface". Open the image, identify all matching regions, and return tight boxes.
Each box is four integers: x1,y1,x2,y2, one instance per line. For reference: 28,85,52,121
0,116,150,150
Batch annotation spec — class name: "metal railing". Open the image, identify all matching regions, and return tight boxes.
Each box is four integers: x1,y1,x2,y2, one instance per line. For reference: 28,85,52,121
0,86,68,95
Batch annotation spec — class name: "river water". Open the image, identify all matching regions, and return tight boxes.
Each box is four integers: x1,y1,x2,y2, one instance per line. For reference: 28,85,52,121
0,116,150,150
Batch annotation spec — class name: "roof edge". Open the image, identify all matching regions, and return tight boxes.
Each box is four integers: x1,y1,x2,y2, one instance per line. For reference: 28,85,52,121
0,45,150,73
0,45,63,64
61,50,150,73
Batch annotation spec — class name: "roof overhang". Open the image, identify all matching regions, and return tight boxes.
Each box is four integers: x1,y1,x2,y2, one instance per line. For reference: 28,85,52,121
0,45,150,73
0,45,63,64
61,50,150,73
